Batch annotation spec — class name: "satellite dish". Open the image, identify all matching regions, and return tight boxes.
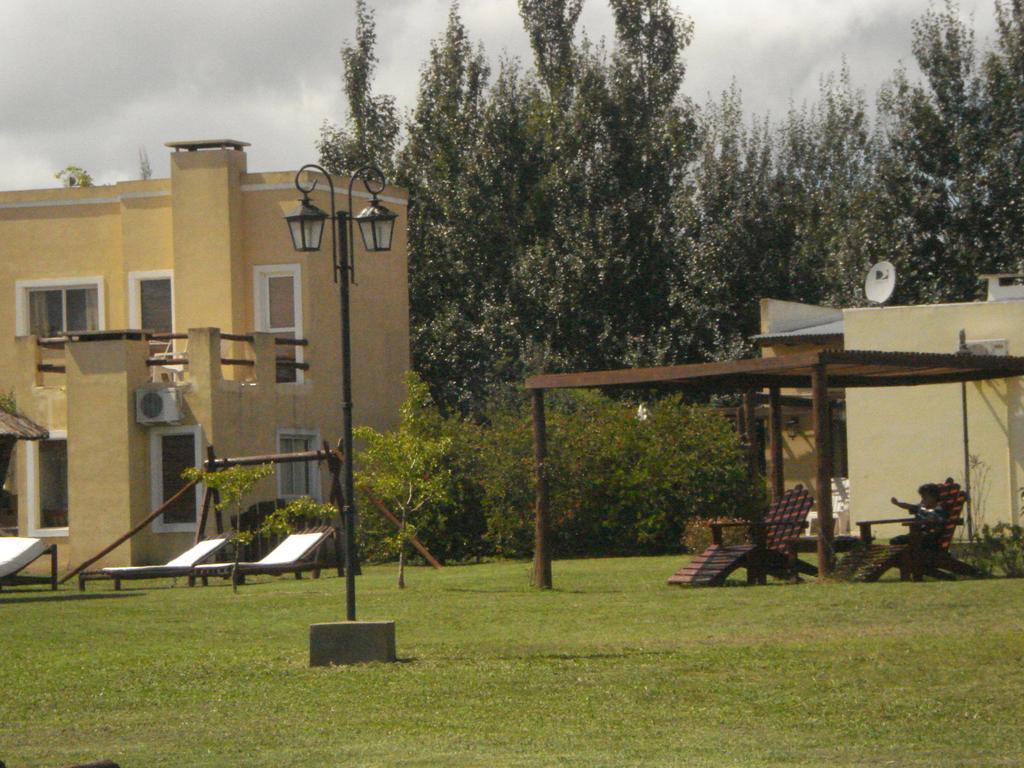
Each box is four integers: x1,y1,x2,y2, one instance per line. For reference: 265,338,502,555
864,261,897,304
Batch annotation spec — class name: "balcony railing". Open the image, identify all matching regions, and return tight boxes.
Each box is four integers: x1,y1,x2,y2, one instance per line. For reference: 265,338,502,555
34,330,310,379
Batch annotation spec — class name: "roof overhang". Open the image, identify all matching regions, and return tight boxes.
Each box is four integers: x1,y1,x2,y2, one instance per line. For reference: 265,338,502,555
751,319,844,345
525,349,1024,393
0,411,49,440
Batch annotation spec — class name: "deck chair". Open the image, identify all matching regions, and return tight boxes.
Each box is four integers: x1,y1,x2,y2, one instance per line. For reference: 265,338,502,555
193,525,341,587
77,536,230,591
0,537,58,591
835,478,983,582
668,486,816,586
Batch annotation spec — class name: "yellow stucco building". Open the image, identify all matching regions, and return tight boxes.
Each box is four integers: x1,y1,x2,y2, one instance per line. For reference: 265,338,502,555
0,140,410,569
758,281,1024,540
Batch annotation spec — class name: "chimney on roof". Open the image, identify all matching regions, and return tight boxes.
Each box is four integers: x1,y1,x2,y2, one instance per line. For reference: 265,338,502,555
164,139,250,153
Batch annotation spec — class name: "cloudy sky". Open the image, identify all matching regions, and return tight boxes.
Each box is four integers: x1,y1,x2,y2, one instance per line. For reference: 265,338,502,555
0,0,1000,191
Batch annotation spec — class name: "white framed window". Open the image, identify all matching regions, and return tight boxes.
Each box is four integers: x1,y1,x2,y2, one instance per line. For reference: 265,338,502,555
129,270,175,357
150,425,203,533
26,430,69,537
128,270,174,332
276,429,321,501
253,264,304,383
15,278,106,337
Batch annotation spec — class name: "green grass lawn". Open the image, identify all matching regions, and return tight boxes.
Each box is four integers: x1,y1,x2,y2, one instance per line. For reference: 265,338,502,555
2,557,1023,767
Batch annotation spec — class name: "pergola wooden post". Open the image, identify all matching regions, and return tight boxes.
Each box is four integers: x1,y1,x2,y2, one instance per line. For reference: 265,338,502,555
768,387,785,501
811,363,834,577
742,391,759,479
531,389,553,588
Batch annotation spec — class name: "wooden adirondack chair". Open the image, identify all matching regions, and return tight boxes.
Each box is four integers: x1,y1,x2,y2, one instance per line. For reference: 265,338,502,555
668,486,817,586
834,478,983,582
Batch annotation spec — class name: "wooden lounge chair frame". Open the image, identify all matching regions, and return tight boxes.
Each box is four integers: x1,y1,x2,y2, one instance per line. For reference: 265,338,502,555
194,525,342,587
0,539,58,591
669,486,817,586
77,536,230,591
837,479,983,582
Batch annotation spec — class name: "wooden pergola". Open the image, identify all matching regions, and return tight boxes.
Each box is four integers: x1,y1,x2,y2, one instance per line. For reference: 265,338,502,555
524,349,1024,587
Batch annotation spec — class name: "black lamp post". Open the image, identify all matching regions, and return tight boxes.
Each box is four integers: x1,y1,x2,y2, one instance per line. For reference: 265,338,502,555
284,164,397,621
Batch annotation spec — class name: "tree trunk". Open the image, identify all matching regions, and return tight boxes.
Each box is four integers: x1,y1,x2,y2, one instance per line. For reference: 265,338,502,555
397,511,406,589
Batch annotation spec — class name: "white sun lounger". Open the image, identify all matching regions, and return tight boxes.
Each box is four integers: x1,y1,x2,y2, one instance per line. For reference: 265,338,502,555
77,536,230,591
193,526,340,586
0,536,58,591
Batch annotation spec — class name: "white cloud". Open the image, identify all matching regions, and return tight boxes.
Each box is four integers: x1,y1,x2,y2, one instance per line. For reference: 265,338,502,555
0,0,1001,191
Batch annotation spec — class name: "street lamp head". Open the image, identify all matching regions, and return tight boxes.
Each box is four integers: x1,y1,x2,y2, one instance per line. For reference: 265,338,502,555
354,196,398,252
284,193,329,252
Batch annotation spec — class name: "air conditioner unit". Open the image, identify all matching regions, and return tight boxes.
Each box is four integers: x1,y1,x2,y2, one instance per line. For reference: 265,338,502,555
135,387,183,425
964,338,1009,357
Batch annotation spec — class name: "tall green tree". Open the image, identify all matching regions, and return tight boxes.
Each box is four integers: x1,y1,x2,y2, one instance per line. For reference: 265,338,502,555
317,0,1024,412
675,86,770,360
317,0,399,177
397,3,495,413
516,0,698,373
873,0,992,303
980,0,1024,268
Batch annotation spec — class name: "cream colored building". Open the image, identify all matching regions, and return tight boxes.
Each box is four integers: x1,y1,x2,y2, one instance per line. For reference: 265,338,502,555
758,280,1024,540
0,140,410,569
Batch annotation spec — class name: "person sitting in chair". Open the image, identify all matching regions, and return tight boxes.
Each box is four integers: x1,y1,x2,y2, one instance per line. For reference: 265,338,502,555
889,483,947,547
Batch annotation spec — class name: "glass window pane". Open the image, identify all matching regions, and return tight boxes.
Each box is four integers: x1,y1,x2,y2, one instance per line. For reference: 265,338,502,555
267,276,295,330
161,433,197,524
39,440,68,528
29,290,64,336
66,287,99,331
140,279,172,333
278,435,311,497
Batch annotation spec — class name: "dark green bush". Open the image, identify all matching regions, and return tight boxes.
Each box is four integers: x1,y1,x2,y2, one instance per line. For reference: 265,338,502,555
478,390,763,558
954,524,1024,577
356,378,762,563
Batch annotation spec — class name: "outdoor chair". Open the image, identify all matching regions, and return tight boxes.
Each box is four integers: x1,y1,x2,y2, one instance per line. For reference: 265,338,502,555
668,485,817,586
192,525,341,587
77,536,230,591
834,478,983,582
0,536,57,591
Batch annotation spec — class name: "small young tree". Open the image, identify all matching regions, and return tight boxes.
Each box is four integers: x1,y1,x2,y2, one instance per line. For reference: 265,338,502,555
183,463,274,539
355,373,453,587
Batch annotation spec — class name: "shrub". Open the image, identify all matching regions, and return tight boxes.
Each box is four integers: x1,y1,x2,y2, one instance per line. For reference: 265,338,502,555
477,390,763,559
955,523,1024,577
355,380,763,563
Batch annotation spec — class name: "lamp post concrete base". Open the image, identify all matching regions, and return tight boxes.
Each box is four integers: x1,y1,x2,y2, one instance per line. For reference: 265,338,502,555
309,621,396,666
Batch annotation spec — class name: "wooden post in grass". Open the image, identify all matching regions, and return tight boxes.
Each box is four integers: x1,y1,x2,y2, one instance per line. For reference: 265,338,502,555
812,362,834,578
768,387,784,502
532,388,552,589
194,445,218,544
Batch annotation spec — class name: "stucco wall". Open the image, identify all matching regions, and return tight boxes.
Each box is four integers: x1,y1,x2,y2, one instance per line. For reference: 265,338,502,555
0,144,410,569
844,301,1024,537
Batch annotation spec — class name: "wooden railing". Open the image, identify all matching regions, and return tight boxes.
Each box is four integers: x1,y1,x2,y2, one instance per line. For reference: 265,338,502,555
35,331,310,375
